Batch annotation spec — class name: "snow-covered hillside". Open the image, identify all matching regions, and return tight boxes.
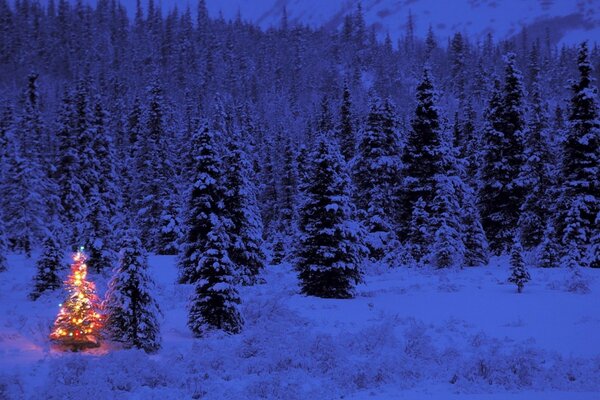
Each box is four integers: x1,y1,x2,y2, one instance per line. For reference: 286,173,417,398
1,254,599,399
200,0,600,45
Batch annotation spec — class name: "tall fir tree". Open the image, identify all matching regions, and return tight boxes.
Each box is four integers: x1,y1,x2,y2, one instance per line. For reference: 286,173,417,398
479,54,527,253
401,67,444,236
104,234,162,353
517,74,555,248
30,235,63,300
428,174,466,269
354,96,402,258
223,134,265,285
85,100,119,273
555,42,600,255
55,88,84,247
296,138,364,298
178,122,226,284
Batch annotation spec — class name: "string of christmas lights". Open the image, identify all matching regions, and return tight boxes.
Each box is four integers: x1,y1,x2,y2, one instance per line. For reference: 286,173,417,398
49,247,103,350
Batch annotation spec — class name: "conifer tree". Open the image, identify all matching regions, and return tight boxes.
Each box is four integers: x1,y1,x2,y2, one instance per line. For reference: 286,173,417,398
178,123,225,284
104,234,162,353
224,135,265,285
354,96,401,257
3,146,46,255
560,196,589,268
30,235,63,300
555,42,600,251
461,185,490,267
428,174,465,269
479,54,527,253
508,239,530,293
296,139,363,298
55,88,84,246
401,67,444,235
85,100,119,273
188,218,243,336
517,74,555,248
136,80,177,252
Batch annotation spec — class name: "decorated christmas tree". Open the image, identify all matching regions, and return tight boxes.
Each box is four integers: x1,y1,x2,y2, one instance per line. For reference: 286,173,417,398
49,248,103,350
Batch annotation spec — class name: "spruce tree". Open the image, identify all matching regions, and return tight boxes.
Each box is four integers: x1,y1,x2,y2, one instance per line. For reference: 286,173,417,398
188,218,243,336
178,123,225,284
3,146,46,256
461,185,490,267
136,80,177,252
555,42,600,251
401,67,444,235
104,234,162,353
85,100,119,273
479,54,527,254
55,88,84,247
296,139,363,298
30,235,63,300
517,75,555,248
224,136,265,285
560,195,589,268
428,175,465,269
354,96,401,257
508,239,530,293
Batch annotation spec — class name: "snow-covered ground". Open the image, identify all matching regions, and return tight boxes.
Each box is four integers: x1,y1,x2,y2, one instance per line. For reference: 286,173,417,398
1,253,599,399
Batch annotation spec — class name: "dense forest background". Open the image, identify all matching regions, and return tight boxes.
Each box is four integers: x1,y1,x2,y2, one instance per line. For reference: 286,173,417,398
0,0,599,279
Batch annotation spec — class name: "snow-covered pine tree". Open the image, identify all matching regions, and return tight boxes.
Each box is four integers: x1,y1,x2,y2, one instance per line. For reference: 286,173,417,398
428,174,465,269
2,145,46,256
479,54,527,254
188,217,243,336
136,80,177,253
401,67,444,237
538,222,559,268
517,73,555,248
55,88,84,247
30,235,63,300
178,122,225,284
296,138,364,298
508,238,530,293
353,95,401,258
85,100,119,273
560,195,589,268
461,184,490,267
104,234,162,352
224,134,265,285
555,42,600,253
